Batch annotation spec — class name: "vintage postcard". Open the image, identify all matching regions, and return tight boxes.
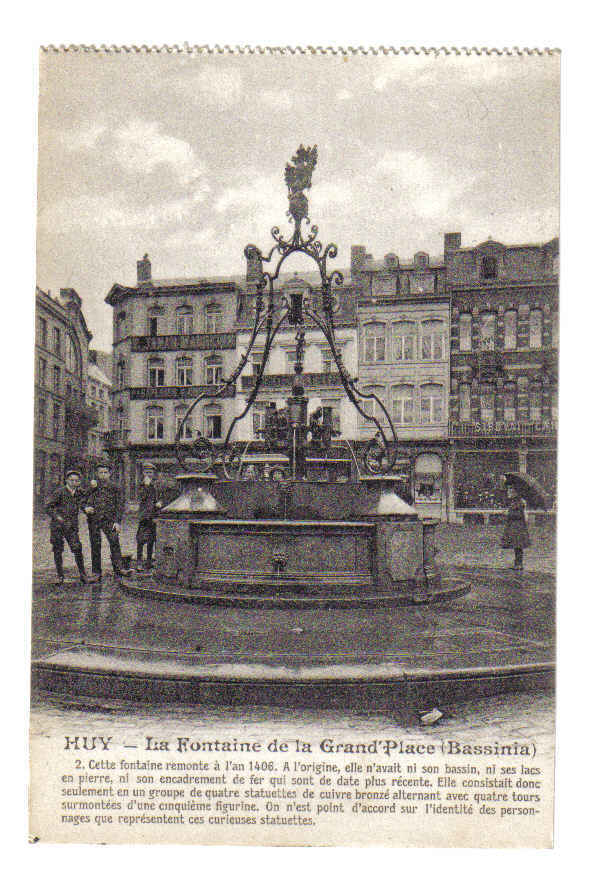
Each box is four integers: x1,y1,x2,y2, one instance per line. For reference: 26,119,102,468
30,46,559,847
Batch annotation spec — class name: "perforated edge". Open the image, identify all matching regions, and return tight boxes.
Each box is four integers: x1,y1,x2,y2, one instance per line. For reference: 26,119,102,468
40,45,560,56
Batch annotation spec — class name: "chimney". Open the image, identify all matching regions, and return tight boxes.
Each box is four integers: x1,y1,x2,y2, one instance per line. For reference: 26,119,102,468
245,245,263,288
59,287,82,308
350,245,367,278
137,253,152,284
444,233,462,261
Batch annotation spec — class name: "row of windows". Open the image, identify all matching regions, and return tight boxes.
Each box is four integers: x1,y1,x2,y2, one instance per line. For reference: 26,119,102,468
361,320,447,364
457,382,558,423
36,319,82,372
115,355,225,389
115,303,225,341
457,309,556,351
119,404,224,442
250,402,342,437
360,383,446,425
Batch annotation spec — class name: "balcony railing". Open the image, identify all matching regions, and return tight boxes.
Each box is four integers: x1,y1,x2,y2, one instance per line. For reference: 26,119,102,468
130,332,236,352
241,372,342,390
102,429,130,447
449,420,557,438
129,384,236,400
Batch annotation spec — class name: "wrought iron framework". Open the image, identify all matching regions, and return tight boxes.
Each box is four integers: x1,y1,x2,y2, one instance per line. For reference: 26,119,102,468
175,146,397,479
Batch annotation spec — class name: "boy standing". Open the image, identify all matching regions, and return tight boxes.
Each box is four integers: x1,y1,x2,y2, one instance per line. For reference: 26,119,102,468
45,469,92,583
136,463,162,569
84,459,130,578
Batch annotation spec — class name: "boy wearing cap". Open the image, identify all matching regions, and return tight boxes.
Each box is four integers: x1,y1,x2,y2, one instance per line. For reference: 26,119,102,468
45,470,92,583
84,460,130,578
135,463,162,569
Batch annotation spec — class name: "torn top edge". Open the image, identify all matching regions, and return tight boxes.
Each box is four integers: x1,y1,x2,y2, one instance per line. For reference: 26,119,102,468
40,45,561,56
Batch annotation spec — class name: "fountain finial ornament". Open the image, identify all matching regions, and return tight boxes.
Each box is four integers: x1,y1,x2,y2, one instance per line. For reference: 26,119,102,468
284,144,318,225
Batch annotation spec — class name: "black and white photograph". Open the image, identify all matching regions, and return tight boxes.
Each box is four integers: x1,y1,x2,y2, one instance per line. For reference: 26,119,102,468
29,46,559,847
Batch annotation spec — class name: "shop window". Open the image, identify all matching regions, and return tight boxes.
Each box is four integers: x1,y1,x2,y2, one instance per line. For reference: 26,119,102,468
459,313,472,351
146,406,164,441
176,305,194,335
390,384,414,424
414,453,442,502
363,323,386,363
176,357,193,387
175,405,193,441
530,308,543,349
392,322,416,361
420,384,443,424
148,358,165,388
459,383,471,422
480,312,496,351
504,309,518,350
421,320,445,360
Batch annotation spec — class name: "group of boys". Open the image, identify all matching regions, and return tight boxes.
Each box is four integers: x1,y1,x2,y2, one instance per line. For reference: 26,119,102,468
45,459,161,584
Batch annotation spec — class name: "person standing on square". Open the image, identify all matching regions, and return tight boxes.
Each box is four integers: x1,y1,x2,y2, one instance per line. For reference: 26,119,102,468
135,463,162,569
84,459,130,579
45,469,93,584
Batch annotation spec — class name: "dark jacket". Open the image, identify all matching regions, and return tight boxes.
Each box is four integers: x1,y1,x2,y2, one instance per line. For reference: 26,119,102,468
84,481,124,524
138,483,160,521
45,486,84,531
501,495,531,549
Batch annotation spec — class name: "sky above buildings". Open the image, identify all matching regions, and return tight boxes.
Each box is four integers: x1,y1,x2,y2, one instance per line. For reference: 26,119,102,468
37,52,559,350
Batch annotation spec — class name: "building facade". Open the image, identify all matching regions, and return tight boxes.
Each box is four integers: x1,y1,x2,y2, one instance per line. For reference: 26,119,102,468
34,287,94,504
105,255,241,500
233,274,359,447
352,245,450,518
87,350,113,460
446,234,559,521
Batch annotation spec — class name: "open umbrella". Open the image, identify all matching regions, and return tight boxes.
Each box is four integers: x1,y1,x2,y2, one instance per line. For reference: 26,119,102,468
504,471,550,510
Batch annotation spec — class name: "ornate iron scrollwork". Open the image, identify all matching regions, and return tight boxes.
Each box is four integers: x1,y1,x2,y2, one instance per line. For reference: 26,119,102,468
175,145,397,479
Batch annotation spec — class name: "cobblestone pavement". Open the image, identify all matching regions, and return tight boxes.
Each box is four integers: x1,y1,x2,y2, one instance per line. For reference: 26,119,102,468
32,512,557,576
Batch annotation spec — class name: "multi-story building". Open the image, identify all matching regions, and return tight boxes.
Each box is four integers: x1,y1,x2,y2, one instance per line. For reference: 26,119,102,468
34,287,94,504
352,245,450,518
87,349,112,460
104,255,241,500
446,234,559,521
234,273,359,449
